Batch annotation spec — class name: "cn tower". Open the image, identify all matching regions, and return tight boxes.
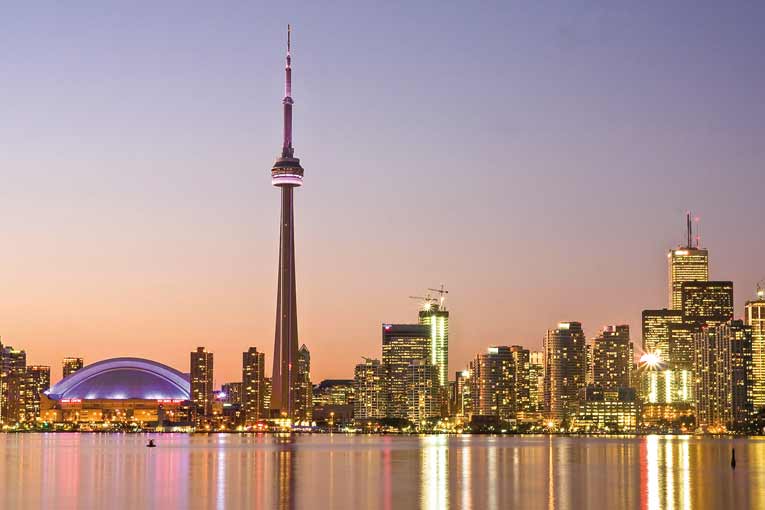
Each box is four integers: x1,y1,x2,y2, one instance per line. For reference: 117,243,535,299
270,25,304,418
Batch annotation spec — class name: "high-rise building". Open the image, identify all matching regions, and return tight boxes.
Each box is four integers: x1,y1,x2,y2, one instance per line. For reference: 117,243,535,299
529,351,544,412
591,325,633,392
295,345,312,422
642,309,683,356
668,214,708,310
263,377,272,411
353,358,386,420
190,347,214,422
242,347,266,424
694,320,754,431
405,360,441,425
62,357,84,379
0,344,26,425
510,345,534,415
418,303,449,387
745,287,765,410
469,346,515,421
270,26,306,420
681,281,734,328
221,382,243,405
23,366,50,422
543,322,587,422
452,370,472,418
382,324,431,419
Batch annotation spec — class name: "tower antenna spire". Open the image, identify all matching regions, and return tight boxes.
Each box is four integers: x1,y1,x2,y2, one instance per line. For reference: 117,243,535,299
686,212,692,248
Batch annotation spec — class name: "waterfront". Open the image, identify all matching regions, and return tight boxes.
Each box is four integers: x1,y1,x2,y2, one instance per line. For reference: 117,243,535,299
0,434,763,509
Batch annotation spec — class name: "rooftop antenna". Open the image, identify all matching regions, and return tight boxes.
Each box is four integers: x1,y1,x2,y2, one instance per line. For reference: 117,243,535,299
686,212,692,248
757,279,765,300
694,215,701,248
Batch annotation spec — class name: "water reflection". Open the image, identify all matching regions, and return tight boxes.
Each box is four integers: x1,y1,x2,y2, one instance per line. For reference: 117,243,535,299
0,434,764,509
420,435,448,510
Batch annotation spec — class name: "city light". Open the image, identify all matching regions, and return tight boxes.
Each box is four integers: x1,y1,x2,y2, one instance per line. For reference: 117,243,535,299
640,352,663,370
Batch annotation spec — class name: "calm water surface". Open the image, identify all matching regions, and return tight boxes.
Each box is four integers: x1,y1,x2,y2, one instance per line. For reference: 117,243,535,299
0,434,763,509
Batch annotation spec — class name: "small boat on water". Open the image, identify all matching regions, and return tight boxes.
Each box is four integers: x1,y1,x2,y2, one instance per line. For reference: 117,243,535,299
147,440,157,448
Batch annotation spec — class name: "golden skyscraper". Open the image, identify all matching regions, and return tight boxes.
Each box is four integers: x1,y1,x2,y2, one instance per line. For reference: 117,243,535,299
745,287,765,409
668,213,708,310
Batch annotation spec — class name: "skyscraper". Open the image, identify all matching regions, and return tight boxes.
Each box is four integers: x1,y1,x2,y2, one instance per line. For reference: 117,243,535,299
681,281,734,328
694,320,754,431
510,345,534,415
295,344,312,422
405,360,441,425
242,347,266,424
469,346,515,421
270,25,306,420
452,369,472,418
62,357,84,379
543,322,587,422
745,287,765,410
353,358,386,421
641,309,683,357
418,303,449,387
0,344,26,425
382,324,431,419
591,325,633,392
23,366,50,423
190,347,214,422
668,213,709,310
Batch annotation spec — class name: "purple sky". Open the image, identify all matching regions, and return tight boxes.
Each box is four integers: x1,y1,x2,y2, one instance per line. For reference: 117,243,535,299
1,2,764,384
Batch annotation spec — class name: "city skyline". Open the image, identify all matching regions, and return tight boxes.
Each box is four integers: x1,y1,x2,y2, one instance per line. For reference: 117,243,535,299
2,3,765,385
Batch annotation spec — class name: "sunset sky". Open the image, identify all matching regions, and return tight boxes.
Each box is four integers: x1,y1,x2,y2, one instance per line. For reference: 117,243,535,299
2,2,764,385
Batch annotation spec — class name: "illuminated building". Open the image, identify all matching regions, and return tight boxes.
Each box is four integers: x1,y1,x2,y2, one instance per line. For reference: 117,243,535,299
353,358,386,420
529,351,544,412
313,379,354,424
642,309,682,356
745,289,765,409
668,214,708,310
62,357,84,379
23,365,50,422
591,325,633,392
544,322,587,422
270,26,306,420
568,399,638,432
469,346,515,421
382,324,431,418
41,358,191,425
681,281,734,329
295,345,312,422
242,347,266,424
452,370,472,418
313,379,354,406
406,360,441,425
263,377,272,411
190,347,214,422
221,382,242,405
694,320,754,431
0,344,26,425
418,303,449,387
510,345,535,417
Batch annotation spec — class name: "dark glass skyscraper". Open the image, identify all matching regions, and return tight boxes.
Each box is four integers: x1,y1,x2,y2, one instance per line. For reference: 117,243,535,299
271,26,305,418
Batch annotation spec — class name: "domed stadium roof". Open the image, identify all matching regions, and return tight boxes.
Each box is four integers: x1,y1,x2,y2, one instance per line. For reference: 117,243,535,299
46,357,190,401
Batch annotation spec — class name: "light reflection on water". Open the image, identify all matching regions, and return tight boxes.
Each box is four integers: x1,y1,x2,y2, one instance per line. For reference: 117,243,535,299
0,434,763,510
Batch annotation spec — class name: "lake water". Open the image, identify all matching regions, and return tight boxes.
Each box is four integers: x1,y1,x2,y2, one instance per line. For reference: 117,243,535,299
0,434,763,509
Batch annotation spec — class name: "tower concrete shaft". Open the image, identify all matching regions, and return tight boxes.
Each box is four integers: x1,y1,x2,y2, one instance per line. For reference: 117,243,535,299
271,25,305,418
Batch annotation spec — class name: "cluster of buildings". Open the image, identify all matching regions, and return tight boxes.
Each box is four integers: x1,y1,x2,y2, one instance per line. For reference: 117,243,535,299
349,216,765,434
1,35,763,435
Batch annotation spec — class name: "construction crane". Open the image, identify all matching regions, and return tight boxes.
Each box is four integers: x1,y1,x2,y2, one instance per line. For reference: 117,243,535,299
409,294,436,310
428,284,449,309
